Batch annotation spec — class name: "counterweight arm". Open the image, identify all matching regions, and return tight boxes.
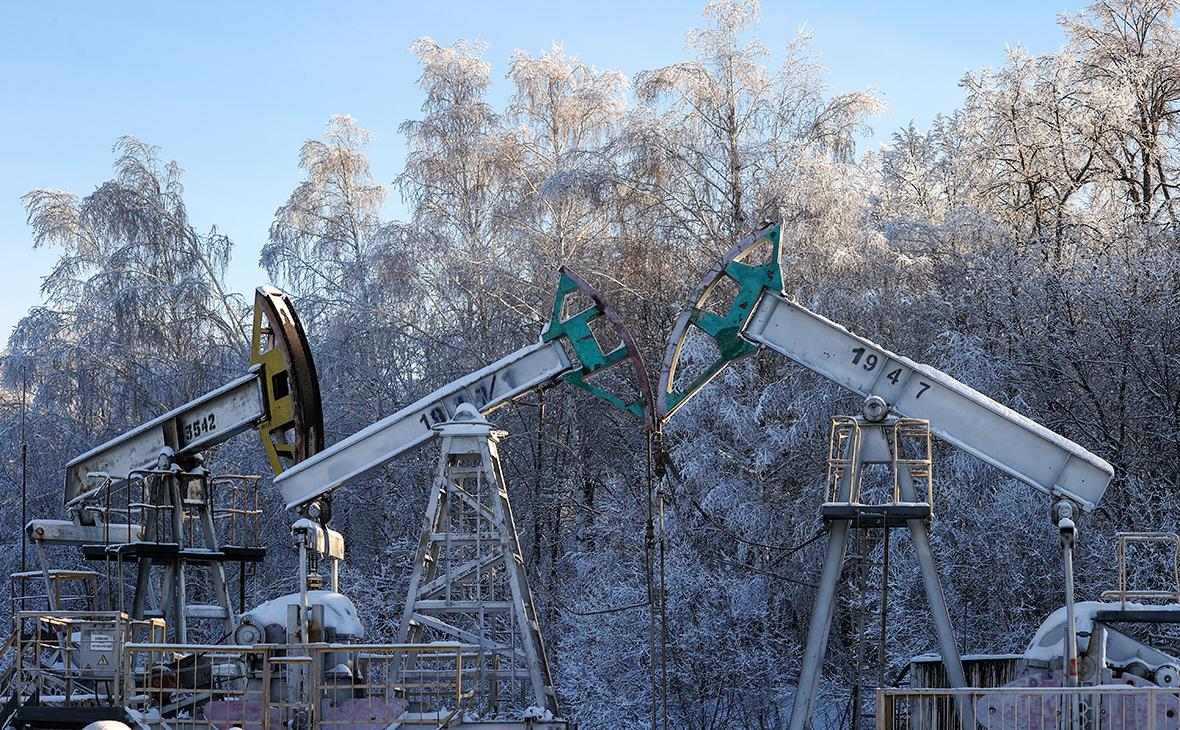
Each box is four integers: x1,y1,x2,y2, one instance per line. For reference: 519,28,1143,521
275,267,653,511
658,221,1113,510
64,286,324,506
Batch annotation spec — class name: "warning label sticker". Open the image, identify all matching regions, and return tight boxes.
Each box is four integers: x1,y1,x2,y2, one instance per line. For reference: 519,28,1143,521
89,631,115,652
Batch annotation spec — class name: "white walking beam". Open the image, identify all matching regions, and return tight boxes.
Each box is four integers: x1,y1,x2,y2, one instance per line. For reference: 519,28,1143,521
275,266,654,512
275,340,574,510
743,293,1113,510
65,373,264,504
658,220,1114,511
63,286,325,505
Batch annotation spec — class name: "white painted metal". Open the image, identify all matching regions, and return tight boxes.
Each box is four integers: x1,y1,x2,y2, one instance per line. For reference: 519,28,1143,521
1024,601,1180,676
25,519,143,546
397,404,559,716
789,509,851,728
65,372,265,503
1061,518,1082,726
894,462,970,725
789,420,968,730
744,293,1114,510
290,518,345,560
185,603,230,619
276,340,573,510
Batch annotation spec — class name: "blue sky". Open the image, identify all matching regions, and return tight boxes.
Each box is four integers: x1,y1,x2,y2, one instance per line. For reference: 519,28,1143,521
0,1,1079,339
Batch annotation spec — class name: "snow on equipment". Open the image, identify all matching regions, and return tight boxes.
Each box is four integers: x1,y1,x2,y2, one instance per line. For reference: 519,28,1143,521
64,285,323,503
275,265,652,513
658,221,1118,729
11,287,326,729
27,286,322,645
269,266,652,722
658,221,1112,511
10,272,645,729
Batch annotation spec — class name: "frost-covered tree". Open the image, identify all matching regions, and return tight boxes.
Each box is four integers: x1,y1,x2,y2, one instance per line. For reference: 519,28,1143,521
630,0,881,251
0,138,254,623
263,114,390,311
962,46,1118,245
399,37,528,361
10,136,245,435
1061,0,1180,223
7,2,1180,728
262,114,419,427
506,43,629,293
958,0,1180,233
868,6,1180,722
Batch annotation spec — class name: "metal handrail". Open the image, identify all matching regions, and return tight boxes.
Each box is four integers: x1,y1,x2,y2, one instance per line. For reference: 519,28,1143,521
827,416,862,503
893,418,934,510
1101,532,1180,607
878,684,1180,730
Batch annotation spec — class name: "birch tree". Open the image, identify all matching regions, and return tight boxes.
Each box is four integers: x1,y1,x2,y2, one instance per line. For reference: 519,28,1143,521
0,139,250,604
399,37,527,362
1061,0,1180,223
10,136,245,436
262,114,420,428
630,0,881,251
506,43,628,281
262,114,390,314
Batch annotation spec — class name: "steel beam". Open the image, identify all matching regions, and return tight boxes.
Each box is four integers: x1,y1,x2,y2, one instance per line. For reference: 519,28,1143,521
275,341,573,509
744,293,1113,510
65,373,264,503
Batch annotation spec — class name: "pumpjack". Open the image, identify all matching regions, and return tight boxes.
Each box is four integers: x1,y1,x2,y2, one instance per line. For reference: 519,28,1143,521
28,286,323,641
12,286,324,729
272,266,654,719
9,271,652,730
14,219,1158,730
656,221,1129,729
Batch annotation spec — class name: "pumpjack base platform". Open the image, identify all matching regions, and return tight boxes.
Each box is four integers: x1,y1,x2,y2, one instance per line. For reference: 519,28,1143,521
81,542,266,563
821,502,931,528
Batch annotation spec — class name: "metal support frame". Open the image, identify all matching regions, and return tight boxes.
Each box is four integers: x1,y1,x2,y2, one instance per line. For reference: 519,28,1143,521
789,412,966,730
1101,531,1180,606
124,468,235,643
397,404,559,718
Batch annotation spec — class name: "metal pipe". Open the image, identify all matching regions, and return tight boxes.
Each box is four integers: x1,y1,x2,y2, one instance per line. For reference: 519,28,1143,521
880,526,890,693
1060,512,1080,729
788,521,851,730
1063,537,1077,687
20,369,27,577
298,537,309,640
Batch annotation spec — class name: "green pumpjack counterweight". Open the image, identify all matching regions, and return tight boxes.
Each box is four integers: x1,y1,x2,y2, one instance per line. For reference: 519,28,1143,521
543,266,654,425
658,221,784,420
